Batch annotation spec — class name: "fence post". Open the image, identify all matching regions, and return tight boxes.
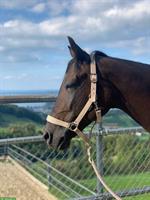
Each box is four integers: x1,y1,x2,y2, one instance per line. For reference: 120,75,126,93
3,143,8,161
96,122,104,195
47,162,51,187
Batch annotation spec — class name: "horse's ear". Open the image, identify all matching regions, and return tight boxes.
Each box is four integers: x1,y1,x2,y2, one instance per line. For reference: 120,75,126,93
68,45,76,58
67,36,89,62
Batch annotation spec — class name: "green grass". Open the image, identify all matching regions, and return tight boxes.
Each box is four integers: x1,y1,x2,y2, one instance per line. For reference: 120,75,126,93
49,187,67,200
80,172,150,190
40,171,150,199
79,172,150,200
49,173,150,200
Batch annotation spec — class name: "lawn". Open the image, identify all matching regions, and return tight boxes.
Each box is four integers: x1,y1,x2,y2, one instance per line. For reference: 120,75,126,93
80,172,150,200
48,172,150,199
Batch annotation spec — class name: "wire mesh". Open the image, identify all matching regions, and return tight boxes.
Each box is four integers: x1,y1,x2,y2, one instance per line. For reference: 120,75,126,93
2,127,149,200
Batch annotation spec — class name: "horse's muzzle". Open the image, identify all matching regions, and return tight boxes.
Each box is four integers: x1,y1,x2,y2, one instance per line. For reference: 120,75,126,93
43,131,53,146
43,130,70,150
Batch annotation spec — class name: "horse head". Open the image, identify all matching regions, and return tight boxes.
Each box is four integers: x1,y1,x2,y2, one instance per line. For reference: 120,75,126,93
44,37,112,150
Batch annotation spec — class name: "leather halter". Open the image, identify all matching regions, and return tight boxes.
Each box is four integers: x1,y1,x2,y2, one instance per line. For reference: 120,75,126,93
46,52,101,146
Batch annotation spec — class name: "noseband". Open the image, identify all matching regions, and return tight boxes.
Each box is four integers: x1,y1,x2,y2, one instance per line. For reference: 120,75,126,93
46,51,102,146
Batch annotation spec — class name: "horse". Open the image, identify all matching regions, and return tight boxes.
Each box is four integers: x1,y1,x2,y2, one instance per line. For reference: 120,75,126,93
43,37,150,150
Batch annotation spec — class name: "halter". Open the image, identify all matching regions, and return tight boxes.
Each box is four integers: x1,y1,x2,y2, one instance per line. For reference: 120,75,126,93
46,52,122,200
46,51,101,147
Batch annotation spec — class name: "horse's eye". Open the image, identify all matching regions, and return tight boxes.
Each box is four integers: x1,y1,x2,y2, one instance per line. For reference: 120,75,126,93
66,76,79,89
65,74,87,89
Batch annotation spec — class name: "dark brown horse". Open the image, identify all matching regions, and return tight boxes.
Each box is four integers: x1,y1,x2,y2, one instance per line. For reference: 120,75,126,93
44,37,150,150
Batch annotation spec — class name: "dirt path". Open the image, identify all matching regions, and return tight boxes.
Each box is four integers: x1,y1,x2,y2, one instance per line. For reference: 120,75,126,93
0,157,57,200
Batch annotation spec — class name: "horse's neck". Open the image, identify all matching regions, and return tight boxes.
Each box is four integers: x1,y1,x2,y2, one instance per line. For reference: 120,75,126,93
100,57,150,131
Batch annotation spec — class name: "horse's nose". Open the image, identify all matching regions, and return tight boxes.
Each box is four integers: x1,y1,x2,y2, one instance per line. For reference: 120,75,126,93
43,131,53,146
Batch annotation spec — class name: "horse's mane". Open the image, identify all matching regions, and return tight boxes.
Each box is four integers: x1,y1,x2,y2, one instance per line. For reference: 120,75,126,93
94,51,108,58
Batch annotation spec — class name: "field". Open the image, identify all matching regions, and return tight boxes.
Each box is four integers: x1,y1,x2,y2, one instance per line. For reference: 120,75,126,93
80,172,150,200
48,172,150,199
0,158,57,200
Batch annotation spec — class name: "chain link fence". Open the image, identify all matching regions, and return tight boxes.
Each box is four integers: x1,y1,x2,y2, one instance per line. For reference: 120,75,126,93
1,126,149,200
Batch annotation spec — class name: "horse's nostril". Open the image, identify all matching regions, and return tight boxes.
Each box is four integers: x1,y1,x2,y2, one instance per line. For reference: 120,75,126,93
43,132,49,140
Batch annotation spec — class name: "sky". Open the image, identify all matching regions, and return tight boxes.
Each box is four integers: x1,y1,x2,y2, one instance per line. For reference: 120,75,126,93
0,0,150,91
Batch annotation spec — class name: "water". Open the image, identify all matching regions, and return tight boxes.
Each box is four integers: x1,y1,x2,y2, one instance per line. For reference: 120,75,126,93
0,89,58,96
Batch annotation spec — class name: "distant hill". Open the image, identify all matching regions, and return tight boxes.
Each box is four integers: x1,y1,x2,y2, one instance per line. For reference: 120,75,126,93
103,109,138,127
0,104,138,128
0,104,139,141
0,104,44,127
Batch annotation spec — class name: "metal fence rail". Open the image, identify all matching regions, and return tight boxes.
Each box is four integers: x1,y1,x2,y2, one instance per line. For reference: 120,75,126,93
0,135,43,146
0,126,144,146
0,95,56,103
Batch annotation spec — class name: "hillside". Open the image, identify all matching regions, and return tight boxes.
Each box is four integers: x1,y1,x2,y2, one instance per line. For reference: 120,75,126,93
104,109,138,128
0,104,45,139
0,104,138,129
0,104,44,127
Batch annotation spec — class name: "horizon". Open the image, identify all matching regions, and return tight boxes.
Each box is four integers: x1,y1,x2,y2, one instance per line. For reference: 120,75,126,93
0,89,59,96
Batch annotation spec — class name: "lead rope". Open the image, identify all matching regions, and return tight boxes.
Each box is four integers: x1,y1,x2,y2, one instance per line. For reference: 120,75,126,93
87,147,122,200
86,109,122,200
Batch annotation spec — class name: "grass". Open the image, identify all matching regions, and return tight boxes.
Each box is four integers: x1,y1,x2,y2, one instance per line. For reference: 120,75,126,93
47,172,150,199
80,172,150,190
79,172,150,200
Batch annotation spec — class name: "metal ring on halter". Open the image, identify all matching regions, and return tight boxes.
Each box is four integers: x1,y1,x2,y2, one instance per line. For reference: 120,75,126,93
69,122,78,132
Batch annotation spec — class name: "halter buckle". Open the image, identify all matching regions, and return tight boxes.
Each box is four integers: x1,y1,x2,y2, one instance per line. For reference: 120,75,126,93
90,74,97,83
69,122,78,132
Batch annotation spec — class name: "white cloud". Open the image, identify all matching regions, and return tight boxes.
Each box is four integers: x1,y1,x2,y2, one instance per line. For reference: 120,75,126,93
46,1,69,16
3,73,28,80
0,46,5,52
31,3,45,13
0,0,69,16
3,75,14,80
104,0,150,20
0,0,38,9
0,0,150,64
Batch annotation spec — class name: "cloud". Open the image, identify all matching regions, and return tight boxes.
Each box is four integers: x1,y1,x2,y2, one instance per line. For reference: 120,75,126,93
0,0,38,10
0,0,150,65
3,73,27,80
0,46,5,52
0,0,69,16
46,1,69,16
31,3,46,13
3,75,14,80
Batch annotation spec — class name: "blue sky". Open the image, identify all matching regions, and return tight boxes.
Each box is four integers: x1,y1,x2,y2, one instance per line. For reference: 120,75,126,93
0,0,150,91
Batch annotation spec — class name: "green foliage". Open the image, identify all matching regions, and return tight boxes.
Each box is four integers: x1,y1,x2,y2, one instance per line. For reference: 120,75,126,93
103,109,138,127
0,104,44,127
0,123,42,139
46,134,150,180
103,134,150,175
